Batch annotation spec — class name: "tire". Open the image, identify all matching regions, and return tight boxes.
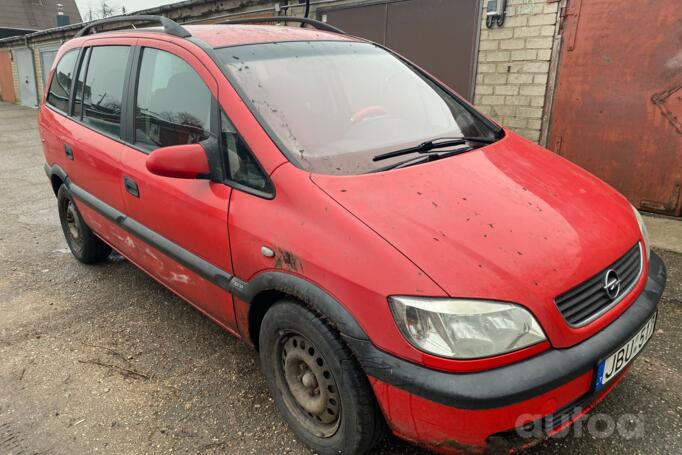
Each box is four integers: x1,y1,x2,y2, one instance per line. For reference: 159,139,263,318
259,300,386,455
57,184,112,264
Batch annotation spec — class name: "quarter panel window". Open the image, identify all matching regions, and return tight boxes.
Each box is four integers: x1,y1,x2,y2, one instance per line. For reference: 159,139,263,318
135,48,212,151
81,46,130,137
221,111,271,193
46,49,78,112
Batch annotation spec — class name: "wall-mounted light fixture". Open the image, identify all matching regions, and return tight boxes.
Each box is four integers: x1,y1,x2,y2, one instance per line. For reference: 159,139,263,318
486,0,507,28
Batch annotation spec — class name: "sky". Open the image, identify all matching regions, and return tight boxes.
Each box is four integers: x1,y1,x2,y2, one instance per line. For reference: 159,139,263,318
75,1,180,19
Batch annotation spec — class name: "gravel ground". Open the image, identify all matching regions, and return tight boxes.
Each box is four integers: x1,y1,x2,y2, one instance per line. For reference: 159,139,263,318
0,102,680,454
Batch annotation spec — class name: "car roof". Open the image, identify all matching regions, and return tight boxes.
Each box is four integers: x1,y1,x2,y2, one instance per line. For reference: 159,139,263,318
189,24,358,48
95,24,359,48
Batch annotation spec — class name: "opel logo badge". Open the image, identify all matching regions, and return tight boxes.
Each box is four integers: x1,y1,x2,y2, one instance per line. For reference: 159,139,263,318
603,269,621,300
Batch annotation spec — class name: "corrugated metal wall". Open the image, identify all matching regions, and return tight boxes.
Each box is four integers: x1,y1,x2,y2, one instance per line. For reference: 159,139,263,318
318,0,481,100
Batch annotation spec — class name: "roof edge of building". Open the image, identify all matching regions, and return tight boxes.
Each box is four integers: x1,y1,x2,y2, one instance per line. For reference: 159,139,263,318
0,0,222,47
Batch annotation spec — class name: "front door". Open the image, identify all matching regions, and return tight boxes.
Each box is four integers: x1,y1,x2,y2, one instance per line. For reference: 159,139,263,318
0,51,16,103
119,40,236,328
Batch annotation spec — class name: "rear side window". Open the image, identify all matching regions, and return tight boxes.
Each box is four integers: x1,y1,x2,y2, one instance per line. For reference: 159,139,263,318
134,48,212,151
46,49,78,112
81,46,130,137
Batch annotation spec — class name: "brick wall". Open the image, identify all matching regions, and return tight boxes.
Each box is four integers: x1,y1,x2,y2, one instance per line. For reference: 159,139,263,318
474,0,560,142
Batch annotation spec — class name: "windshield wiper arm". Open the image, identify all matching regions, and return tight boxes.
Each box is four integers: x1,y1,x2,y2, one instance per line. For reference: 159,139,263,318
372,136,495,162
368,147,474,173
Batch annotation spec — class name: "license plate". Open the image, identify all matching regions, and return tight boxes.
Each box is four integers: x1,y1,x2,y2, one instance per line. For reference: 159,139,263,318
594,312,657,391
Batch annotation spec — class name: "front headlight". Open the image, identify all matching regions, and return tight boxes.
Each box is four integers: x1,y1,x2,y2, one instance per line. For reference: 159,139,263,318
631,205,650,260
389,297,546,359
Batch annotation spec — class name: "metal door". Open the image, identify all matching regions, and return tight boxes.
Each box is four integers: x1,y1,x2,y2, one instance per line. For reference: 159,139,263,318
0,51,16,103
548,0,682,216
319,0,481,100
13,48,37,108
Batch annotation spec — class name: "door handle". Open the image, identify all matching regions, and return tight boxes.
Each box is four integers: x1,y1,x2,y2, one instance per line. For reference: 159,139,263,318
124,176,139,198
64,144,74,160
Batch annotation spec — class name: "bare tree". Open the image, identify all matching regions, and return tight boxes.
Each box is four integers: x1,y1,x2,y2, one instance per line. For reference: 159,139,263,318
100,0,115,18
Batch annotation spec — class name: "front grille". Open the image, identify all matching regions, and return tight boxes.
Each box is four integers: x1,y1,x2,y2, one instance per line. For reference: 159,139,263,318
555,243,642,326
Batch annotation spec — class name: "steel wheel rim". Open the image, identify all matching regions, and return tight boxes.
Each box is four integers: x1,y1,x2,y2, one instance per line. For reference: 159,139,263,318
65,199,82,246
275,332,341,438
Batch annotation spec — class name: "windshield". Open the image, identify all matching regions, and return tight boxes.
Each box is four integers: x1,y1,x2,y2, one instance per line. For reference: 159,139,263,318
217,41,499,175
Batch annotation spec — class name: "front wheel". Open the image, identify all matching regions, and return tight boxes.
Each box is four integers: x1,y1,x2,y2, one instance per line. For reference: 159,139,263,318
259,300,385,454
57,185,111,264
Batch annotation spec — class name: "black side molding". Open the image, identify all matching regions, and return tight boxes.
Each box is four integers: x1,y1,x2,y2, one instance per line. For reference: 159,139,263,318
346,252,666,410
45,164,234,292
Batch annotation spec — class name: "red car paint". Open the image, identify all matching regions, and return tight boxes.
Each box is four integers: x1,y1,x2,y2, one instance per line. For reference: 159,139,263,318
146,143,211,179
38,23,665,453
370,369,628,453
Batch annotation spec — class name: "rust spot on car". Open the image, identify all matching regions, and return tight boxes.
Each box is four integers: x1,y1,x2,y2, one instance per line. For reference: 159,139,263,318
274,248,303,272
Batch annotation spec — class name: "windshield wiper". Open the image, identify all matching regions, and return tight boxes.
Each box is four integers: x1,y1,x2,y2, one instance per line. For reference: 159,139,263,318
372,136,495,162
368,147,474,173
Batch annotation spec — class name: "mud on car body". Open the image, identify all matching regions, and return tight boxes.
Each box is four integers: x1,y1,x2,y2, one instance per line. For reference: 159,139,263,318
39,15,666,454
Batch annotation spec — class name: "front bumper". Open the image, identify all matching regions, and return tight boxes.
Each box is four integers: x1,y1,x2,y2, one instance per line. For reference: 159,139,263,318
344,251,666,450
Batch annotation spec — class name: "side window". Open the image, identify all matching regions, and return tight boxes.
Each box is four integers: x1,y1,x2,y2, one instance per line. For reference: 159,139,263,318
221,111,271,193
46,49,78,112
135,48,212,151
81,46,130,137
72,47,91,118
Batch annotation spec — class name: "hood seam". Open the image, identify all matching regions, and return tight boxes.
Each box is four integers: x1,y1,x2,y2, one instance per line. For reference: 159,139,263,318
309,173,449,297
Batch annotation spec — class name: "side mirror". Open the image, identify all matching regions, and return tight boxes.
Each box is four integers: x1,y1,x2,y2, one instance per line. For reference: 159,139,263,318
146,143,210,179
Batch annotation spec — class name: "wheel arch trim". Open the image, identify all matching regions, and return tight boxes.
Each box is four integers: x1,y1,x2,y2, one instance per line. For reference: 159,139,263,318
234,271,370,343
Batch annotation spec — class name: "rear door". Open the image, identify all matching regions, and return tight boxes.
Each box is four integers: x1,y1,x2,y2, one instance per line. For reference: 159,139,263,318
118,39,236,328
66,39,136,250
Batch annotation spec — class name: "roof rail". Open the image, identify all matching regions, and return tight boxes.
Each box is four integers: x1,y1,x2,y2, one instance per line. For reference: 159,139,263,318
221,16,346,35
74,15,191,38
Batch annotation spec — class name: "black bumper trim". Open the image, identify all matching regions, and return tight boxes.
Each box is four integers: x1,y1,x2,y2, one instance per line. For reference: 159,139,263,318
345,252,666,410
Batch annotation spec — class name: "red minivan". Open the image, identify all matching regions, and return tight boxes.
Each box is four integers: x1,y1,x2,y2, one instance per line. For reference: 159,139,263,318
39,16,666,454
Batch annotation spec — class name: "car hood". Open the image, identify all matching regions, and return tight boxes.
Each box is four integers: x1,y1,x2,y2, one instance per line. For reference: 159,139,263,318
311,132,642,347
